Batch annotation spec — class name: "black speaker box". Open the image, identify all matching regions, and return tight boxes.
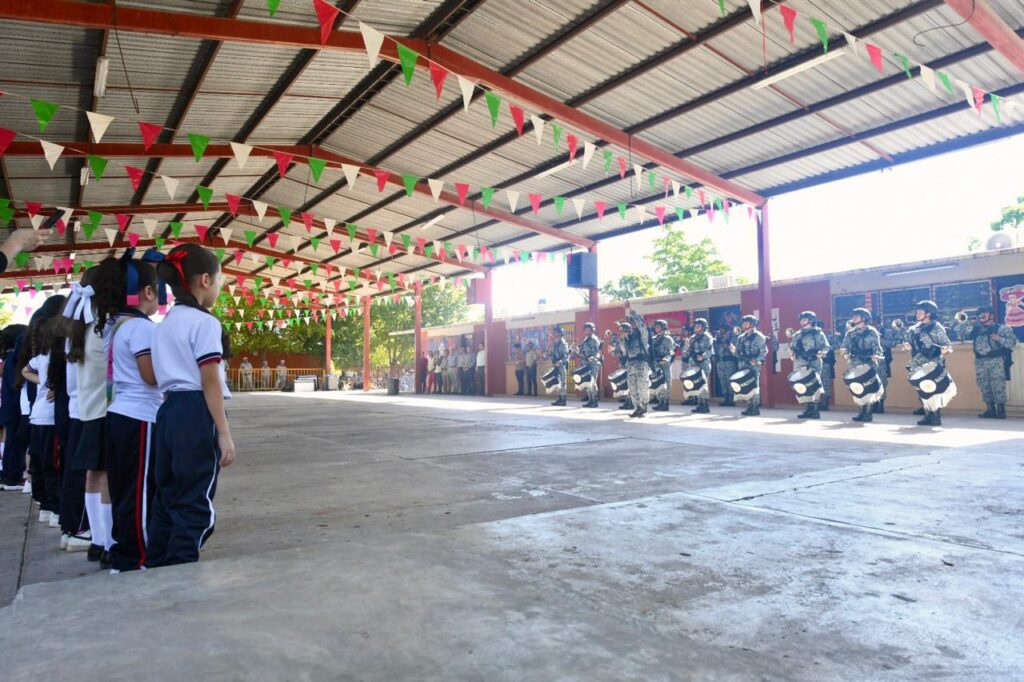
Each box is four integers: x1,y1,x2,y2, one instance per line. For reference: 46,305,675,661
566,252,598,289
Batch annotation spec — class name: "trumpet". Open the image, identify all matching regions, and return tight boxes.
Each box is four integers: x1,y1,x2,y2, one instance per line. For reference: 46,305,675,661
847,319,857,330
953,310,970,324
891,319,904,331
784,327,796,339
733,326,742,336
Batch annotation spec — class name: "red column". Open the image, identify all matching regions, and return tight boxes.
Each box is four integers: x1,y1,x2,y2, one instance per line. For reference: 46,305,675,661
483,271,494,397
588,244,599,325
414,287,423,394
757,203,774,408
362,296,371,392
325,312,333,374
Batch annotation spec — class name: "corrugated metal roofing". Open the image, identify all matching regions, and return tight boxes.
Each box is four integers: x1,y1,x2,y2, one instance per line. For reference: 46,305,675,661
2,0,1022,292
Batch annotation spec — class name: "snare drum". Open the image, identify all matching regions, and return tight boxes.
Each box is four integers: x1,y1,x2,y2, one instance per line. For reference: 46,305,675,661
608,368,628,396
787,368,822,400
572,366,594,388
649,368,666,391
729,367,758,398
680,367,706,392
541,366,561,393
908,361,956,410
843,363,883,405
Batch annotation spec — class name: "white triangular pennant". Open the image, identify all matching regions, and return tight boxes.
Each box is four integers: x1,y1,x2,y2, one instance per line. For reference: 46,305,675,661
253,200,268,221
40,140,64,170
958,80,974,108
530,115,546,145
30,214,44,230
352,240,362,254
342,164,360,191
220,227,232,245
506,190,520,212
842,32,859,59
56,206,74,230
85,111,114,143
671,179,681,198
633,164,645,183
324,218,336,232
432,240,442,258
143,218,157,238
161,175,179,200
920,65,937,93
582,141,596,169
359,22,385,69
230,142,253,170
104,227,117,247
572,198,586,220
747,0,762,26
382,231,393,248
427,178,444,203
457,76,475,112
634,204,647,224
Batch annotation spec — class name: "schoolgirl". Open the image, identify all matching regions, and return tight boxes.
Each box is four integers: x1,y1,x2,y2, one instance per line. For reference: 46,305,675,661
103,250,163,572
56,286,92,551
0,323,28,491
148,244,235,567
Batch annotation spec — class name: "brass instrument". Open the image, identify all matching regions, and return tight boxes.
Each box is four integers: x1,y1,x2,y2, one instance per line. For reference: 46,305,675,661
953,310,969,324
784,327,796,339
733,326,742,336
891,319,904,331
847,319,857,330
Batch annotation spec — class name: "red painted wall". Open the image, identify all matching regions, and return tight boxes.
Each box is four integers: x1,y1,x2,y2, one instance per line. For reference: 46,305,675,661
575,302,625,397
741,278,832,406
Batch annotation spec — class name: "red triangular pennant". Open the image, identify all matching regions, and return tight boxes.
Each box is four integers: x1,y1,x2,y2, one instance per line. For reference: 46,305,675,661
115,214,132,232
567,134,579,161
195,225,209,241
594,201,607,219
312,0,340,45
125,165,145,191
225,193,241,216
24,201,42,218
273,150,294,177
138,121,162,150
301,212,314,233
779,5,797,44
509,105,525,136
267,232,280,247
330,239,341,254
373,169,390,192
617,157,627,178
528,193,542,214
0,128,15,155
455,182,470,205
865,43,884,74
429,62,448,100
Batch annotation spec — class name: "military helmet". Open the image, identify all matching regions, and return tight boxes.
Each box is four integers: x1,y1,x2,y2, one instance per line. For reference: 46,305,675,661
693,317,708,329
741,314,758,326
653,319,668,330
915,300,939,317
618,321,632,330
554,326,565,336
977,305,993,315
798,310,817,324
583,322,596,331
851,307,872,322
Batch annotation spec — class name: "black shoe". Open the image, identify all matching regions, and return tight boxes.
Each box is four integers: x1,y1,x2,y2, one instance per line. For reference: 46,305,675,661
551,397,566,407
860,405,873,423
917,411,937,426
583,400,598,408
653,401,669,412
628,408,642,418
808,404,820,420
873,400,885,414
819,401,830,412
913,407,925,416
996,403,1007,419
852,406,865,422
748,405,760,416
684,397,698,406
696,400,710,414
100,550,112,568
619,401,634,410
797,405,813,419
514,392,524,396
979,402,997,419
934,409,942,426
87,544,103,562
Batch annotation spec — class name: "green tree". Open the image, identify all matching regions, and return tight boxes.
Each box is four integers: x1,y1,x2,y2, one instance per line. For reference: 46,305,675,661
217,291,325,361
600,272,660,301
649,223,730,293
991,195,1024,233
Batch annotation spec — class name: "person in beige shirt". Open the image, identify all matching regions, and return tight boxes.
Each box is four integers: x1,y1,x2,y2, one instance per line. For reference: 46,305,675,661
524,342,539,396
512,343,526,395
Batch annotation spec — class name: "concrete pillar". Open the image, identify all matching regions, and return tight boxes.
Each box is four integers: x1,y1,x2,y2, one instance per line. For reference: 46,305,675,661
362,295,371,392
757,203,774,407
483,271,494,397
588,244,599,326
414,286,423,394
324,311,333,375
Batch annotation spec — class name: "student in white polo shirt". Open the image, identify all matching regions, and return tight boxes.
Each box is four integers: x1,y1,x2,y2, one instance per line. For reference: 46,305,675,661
148,244,235,568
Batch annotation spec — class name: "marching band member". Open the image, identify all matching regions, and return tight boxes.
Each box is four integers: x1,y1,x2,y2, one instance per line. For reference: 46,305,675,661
733,315,767,417
841,308,884,423
955,306,1017,419
649,320,676,412
714,324,738,407
877,322,902,414
622,302,651,418
683,318,714,414
819,321,842,411
579,322,603,408
904,300,953,426
790,311,829,420
612,322,634,411
549,327,570,407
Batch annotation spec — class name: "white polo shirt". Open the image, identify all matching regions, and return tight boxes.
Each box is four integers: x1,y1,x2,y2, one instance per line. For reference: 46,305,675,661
66,354,79,421
152,305,230,399
109,311,163,424
28,353,55,426
78,320,112,422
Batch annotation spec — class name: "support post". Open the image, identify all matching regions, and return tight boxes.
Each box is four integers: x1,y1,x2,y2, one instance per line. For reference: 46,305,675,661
483,270,494,397
587,245,601,396
414,286,423,394
362,296,371,392
756,203,774,408
325,312,333,376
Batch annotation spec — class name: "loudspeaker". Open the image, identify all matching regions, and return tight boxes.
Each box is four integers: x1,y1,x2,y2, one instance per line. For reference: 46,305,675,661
566,252,598,289
467,277,491,305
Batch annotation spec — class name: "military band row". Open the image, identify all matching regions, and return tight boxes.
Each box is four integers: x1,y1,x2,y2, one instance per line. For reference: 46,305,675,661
539,300,1016,424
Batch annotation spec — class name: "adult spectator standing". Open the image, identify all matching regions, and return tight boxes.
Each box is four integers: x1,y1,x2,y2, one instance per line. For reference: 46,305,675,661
459,346,474,395
260,360,272,390
276,360,288,390
426,351,437,394
525,342,538,396
512,343,526,396
475,342,486,396
240,357,254,391
417,352,429,394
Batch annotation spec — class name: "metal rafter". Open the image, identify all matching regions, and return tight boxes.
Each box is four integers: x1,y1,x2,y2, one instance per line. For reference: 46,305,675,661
945,0,1024,75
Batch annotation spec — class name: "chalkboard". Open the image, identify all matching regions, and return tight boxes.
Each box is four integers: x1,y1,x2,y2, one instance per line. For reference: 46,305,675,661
880,286,931,328
832,292,873,333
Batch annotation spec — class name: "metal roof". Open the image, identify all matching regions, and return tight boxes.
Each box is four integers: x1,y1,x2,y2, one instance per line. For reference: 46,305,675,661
0,0,1022,298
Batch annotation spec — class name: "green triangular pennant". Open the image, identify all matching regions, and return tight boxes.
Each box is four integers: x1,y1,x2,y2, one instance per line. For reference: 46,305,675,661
718,0,726,17
15,252,30,268
484,91,501,128
347,223,357,240
809,18,829,53
87,155,108,180
310,264,318,276
444,241,453,257
552,124,563,150
553,196,566,216
265,256,276,268
519,251,530,263
648,170,657,192
155,237,166,250
0,207,13,225
308,157,327,184
169,221,183,238
675,207,685,222
401,173,419,197
245,230,257,248
895,53,913,79
480,187,495,210
215,247,225,261
196,185,214,210
401,234,411,251
266,0,281,16
991,94,1003,124
714,197,724,210
617,202,627,220
684,185,693,200
82,222,97,240
278,207,292,226
424,245,434,258
396,43,419,85
187,133,210,162
937,71,955,95
30,99,60,133
370,243,379,257
310,237,321,252
603,150,614,173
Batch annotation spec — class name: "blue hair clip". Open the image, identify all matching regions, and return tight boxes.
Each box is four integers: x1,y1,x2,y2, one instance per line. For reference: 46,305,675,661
124,247,168,309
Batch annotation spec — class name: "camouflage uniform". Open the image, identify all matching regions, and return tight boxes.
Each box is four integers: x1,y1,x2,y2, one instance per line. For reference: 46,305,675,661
624,311,650,413
790,326,829,404
682,331,714,400
579,332,603,405
842,325,884,406
550,336,570,401
908,322,952,371
820,330,843,409
650,331,676,405
735,330,767,410
714,330,738,405
955,320,1017,407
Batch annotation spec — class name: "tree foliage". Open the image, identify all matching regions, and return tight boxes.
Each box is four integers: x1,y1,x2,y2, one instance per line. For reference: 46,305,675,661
600,272,661,301
991,195,1024,233
648,223,730,293
218,293,325,360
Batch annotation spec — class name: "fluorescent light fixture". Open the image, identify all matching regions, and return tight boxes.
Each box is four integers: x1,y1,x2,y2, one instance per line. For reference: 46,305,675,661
752,48,848,90
94,57,110,98
534,159,573,180
883,264,956,277
419,215,443,231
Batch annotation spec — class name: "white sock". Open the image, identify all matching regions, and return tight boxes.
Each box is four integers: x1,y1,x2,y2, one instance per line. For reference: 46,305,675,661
101,503,113,551
85,492,102,545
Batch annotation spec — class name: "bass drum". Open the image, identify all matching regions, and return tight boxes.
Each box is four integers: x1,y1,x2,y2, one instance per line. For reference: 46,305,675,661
787,368,822,399
649,368,666,391
729,367,758,399
608,368,628,397
572,366,595,390
842,363,883,406
908,361,957,411
680,367,706,392
541,366,561,393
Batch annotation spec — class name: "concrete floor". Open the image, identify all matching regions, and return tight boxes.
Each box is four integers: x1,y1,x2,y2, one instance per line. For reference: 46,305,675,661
1,392,1022,681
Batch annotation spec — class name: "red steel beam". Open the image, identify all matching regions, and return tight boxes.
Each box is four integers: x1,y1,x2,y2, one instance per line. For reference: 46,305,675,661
5,142,592,248
945,0,1024,75
0,0,764,206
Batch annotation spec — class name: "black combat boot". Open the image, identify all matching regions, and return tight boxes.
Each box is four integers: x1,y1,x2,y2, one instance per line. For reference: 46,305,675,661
629,406,642,418
913,407,925,416
684,396,698,406
808,402,820,419
697,399,710,414
748,399,760,416
653,399,669,412
551,396,566,407
634,407,647,418
933,409,942,426
979,402,997,419
873,399,885,414
797,403,814,419
619,399,634,410
719,397,736,407
996,403,1007,419
917,410,940,426
819,399,830,412
853,404,872,422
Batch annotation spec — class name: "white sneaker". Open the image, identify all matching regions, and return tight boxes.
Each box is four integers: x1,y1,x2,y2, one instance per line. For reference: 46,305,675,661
2,483,23,491
109,569,120,575
49,513,60,528
38,510,51,523
65,532,92,553
60,533,69,550
22,480,31,494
